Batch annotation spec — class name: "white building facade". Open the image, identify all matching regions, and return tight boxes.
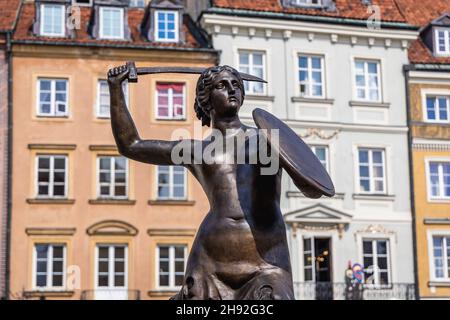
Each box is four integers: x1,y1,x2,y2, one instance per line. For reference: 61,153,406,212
199,2,418,299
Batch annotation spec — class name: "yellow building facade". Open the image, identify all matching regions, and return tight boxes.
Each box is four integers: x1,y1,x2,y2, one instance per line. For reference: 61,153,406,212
408,75,450,299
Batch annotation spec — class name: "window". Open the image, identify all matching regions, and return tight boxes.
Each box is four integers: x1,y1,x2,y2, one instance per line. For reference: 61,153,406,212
358,148,386,193
310,145,329,172
37,79,68,117
156,83,185,119
362,239,391,286
99,7,124,39
96,245,127,289
40,4,65,37
97,80,128,118
157,245,187,288
157,166,186,200
354,59,381,102
428,162,450,199
299,55,324,98
98,156,128,199
303,238,314,281
34,244,66,289
238,51,266,95
36,155,68,198
426,96,449,122
431,236,450,280
155,11,179,42
130,0,146,7
435,29,450,55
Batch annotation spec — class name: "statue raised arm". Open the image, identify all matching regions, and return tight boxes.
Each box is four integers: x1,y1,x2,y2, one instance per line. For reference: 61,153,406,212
108,64,184,166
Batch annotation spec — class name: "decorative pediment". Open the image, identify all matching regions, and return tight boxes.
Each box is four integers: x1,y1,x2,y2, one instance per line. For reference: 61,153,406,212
285,203,352,225
87,220,138,236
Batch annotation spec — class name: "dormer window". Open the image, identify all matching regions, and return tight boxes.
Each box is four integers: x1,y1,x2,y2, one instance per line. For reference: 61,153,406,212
282,0,334,10
99,7,124,39
435,28,450,56
293,0,323,6
141,1,184,43
40,4,66,37
130,0,146,7
155,10,179,42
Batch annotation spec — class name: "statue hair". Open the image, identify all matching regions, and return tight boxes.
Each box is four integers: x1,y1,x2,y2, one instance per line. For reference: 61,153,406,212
194,65,245,127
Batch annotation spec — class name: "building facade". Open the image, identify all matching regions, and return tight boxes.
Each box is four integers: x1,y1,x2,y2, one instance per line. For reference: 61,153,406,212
8,0,216,300
0,0,22,300
398,0,450,300
200,0,418,299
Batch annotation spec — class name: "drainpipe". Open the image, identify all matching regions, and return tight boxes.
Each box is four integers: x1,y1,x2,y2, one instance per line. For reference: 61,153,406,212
5,30,12,300
403,65,419,300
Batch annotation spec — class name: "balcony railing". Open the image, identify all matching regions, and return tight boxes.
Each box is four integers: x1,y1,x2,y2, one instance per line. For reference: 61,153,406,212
80,289,140,300
294,282,416,300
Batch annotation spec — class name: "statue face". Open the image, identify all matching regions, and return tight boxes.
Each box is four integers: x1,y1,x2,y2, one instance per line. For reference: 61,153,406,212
209,70,243,119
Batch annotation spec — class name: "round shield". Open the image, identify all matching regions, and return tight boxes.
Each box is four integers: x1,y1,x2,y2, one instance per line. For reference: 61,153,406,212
253,108,335,198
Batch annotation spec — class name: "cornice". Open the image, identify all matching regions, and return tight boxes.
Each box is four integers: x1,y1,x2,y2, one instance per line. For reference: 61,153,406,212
202,11,418,44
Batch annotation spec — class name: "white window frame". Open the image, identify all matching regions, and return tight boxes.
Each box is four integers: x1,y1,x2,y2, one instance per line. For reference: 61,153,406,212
427,230,450,282
425,158,450,201
99,7,124,40
40,4,66,37
310,145,329,172
155,244,187,290
302,236,315,283
94,244,128,289
156,166,187,200
238,50,267,95
36,78,69,117
35,155,68,199
435,28,450,56
96,79,128,119
129,0,146,8
361,238,392,288
97,156,129,199
32,244,67,290
424,95,450,123
357,148,386,194
298,54,325,99
353,59,382,103
154,83,186,120
154,10,179,43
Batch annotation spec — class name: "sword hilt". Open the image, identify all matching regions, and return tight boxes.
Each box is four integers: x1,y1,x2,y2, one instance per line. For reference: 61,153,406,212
126,61,138,83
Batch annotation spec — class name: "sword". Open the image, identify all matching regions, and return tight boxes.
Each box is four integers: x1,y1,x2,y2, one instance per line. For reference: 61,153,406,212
125,61,267,84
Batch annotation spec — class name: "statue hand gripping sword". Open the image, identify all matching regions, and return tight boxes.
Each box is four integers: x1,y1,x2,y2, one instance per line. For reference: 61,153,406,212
108,62,335,300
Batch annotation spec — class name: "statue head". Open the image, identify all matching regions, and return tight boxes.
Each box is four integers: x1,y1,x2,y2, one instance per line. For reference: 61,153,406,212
194,65,245,127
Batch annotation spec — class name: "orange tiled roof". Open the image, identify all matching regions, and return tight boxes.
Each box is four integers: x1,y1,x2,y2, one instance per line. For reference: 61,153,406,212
0,0,22,31
13,3,207,50
211,0,407,23
395,0,450,64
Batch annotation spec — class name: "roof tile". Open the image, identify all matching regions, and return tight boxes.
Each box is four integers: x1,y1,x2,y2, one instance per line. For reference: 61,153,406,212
0,0,22,31
211,0,407,23
396,0,450,65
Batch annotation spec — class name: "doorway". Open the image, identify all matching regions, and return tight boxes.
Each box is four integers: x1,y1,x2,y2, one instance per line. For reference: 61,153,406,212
303,237,333,299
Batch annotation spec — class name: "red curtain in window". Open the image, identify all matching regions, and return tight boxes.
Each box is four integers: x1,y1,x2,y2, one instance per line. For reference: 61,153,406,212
156,83,184,92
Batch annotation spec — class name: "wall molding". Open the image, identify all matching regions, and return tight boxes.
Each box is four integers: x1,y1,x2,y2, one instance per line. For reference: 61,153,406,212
25,228,76,236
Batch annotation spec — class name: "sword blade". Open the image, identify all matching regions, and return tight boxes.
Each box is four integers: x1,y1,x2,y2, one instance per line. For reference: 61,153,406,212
135,67,267,83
